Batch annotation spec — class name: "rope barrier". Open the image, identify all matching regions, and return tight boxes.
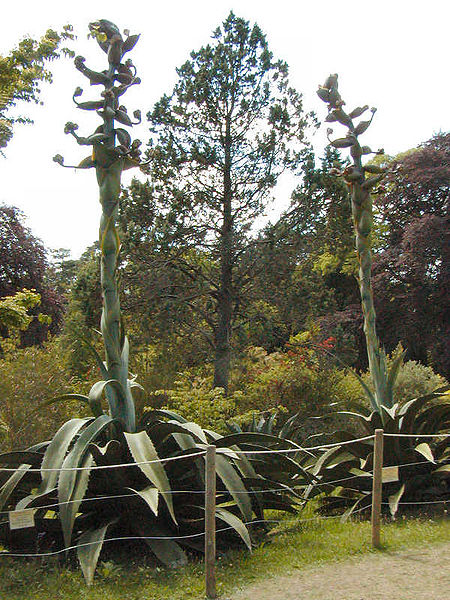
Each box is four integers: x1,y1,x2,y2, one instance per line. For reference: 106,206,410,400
1,430,448,475
228,434,375,455
383,433,449,439
0,450,207,474
0,507,375,560
382,500,448,506
0,519,281,558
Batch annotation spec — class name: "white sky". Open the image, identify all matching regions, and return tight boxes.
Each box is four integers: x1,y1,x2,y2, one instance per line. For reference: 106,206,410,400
1,0,449,258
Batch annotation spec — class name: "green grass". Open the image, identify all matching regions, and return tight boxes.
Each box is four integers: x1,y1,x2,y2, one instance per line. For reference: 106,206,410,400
0,515,448,600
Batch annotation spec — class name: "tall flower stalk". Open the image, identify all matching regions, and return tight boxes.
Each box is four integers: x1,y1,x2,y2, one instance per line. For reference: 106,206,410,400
317,74,403,417
54,20,147,432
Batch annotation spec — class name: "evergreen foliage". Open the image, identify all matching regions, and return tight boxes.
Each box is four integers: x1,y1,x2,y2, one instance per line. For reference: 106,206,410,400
145,11,314,391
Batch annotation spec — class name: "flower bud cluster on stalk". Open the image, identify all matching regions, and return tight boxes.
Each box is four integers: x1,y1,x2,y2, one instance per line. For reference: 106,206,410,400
53,20,149,432
317,74,396,417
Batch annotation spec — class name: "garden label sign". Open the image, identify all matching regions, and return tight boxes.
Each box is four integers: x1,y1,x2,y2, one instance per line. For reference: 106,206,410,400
9,508,36,530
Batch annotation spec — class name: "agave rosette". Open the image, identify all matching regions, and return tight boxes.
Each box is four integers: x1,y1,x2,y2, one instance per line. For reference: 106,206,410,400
304,387,450,519
0,406,314,583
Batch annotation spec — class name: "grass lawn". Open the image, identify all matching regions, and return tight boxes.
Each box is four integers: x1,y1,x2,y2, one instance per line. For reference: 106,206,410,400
0,514,448,600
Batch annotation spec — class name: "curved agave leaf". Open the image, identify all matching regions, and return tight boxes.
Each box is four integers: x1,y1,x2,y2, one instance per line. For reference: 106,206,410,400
415,442,435,463
59,415,116,547
174,422,208,444
246,445,316,483
124,431,176,523
127,486,159,516
435,464,450,474
216,432,303,451
279,412,302,439
0,451,42,468
215,454,252,522
410,402,450,435
77,518,117,585
398,389,448,433
17,418,91,510
312,446,356,477
329,431,374,459
140,409,189,429
215,507,252,550
388,483,405,518
26,441,50,452
0,465,32,511
147,421,201,449
340,495,367,522
134,520,188,567
380,404,398,427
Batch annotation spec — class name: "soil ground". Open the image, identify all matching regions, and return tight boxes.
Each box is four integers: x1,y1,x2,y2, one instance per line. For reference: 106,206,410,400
230,542,450,600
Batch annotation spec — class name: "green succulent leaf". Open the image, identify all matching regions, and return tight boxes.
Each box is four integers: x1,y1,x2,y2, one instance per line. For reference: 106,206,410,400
127,485,159,516
135,522,188,567
123,431,176,523
388,483,405,518
17,418,91,510
59,415,116,547
0,464,32,512
77,519,117,585
215,453,252,522
216,507,252,550
415,442,435,463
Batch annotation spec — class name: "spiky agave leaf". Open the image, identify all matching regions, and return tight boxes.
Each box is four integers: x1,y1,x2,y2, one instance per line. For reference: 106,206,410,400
59,415,118,547
77,519,118,585
123,430,176,523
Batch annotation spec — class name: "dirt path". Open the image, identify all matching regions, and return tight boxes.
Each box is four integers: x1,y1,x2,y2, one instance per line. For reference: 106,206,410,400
230,542,450,600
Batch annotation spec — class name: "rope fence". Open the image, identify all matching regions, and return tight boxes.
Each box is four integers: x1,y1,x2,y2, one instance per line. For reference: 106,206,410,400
0,429,449,598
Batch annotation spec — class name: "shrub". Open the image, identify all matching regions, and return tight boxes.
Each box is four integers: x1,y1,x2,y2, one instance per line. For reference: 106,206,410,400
145,371,238,434
389,359,446,403
0,339,84,450
229,345,364,438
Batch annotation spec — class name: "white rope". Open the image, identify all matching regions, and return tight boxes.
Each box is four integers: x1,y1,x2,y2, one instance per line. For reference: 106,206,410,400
0,431,447,475
0,450,206,473
0,473,365,516
0,507,373,559
382,500,448,506
0,519,281,558
383,433,449,439
229,434,375,455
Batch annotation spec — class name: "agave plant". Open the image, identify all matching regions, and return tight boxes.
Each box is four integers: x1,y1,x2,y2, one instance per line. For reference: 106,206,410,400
316,73,401,420
0,408,314,583
309,75,450,517
0,21,314,584
303,387,450,518
228,411,306,445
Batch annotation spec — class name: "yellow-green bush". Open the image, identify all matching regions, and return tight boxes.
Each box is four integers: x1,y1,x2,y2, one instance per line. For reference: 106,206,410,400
145,372,238,434
0,339,85,450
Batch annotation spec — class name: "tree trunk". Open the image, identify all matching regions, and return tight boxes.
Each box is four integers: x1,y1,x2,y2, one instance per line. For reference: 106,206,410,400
213,118,233,393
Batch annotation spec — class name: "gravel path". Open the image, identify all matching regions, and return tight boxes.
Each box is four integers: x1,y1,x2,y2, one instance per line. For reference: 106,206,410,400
230,542,450,600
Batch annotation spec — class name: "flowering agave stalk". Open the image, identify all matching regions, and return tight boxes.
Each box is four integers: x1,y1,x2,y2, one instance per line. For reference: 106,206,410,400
316,75,403,417
54,20,147,432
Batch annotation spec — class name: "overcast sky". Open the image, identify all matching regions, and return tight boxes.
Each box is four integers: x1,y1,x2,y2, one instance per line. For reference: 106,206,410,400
1,0,448,258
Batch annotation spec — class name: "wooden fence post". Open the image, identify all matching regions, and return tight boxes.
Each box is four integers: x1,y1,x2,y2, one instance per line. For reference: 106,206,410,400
371,428,384,548
205,445,217,599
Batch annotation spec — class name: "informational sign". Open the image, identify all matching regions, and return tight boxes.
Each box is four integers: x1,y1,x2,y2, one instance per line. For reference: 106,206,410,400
382,465,399,483
9,509,35,530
